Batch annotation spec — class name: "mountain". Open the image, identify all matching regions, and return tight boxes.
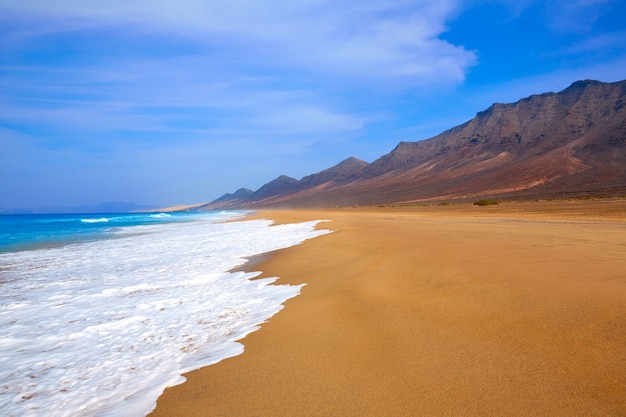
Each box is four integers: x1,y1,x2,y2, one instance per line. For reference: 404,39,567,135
204,79,626,208
208,188,255,209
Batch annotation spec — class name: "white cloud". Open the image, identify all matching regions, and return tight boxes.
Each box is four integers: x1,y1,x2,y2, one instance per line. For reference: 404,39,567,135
251,105,364,134
0,0,475,84
0,0,475,153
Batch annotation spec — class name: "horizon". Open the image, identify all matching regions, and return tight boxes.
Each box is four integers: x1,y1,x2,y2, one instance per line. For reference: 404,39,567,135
2,1,626,212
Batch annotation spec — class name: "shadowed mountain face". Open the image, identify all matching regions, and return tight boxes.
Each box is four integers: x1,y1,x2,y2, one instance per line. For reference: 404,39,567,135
204,79,626,208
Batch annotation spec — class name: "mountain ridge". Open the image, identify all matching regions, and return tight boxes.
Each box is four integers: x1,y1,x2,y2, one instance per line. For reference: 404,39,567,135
202,79,626,209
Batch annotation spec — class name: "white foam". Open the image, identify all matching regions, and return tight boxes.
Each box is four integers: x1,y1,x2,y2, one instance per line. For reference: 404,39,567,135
80,218,109,223
149,213,171,218
0,214,330,417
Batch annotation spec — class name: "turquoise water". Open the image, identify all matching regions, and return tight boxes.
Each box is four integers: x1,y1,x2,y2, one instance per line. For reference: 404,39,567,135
0,212,210,253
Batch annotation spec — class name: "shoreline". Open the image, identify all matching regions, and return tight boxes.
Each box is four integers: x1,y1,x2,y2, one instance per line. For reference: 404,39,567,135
150,200,626,416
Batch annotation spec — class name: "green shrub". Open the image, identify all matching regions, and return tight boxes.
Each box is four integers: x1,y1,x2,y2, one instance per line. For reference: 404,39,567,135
474,199,499,206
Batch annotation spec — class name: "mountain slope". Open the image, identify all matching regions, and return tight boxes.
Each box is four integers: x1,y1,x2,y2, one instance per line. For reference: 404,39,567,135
205,79,626,208
200,157,369,209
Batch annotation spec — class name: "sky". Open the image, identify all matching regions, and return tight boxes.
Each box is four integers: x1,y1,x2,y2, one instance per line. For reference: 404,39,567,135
1,0,625,211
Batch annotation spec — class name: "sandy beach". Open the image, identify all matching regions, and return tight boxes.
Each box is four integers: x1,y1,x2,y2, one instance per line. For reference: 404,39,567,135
150,200,626,416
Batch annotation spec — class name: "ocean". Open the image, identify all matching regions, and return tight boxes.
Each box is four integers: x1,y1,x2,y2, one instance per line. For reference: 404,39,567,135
0,211,330,417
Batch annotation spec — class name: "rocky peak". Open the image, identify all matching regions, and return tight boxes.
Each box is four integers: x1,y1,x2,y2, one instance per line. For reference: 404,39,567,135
253,175,299,198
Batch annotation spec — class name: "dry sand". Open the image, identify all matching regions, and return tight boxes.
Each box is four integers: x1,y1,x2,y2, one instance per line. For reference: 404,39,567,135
150,200,626,416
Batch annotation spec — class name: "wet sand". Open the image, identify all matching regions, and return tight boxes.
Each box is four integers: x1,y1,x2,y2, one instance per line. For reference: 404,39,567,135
150,200,626,416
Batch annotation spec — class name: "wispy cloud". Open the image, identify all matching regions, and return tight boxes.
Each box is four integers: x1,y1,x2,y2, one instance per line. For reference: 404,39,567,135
557,30,626,55
0,1,475,135
488,0,618,34
0,0,475,83
543,0,616,34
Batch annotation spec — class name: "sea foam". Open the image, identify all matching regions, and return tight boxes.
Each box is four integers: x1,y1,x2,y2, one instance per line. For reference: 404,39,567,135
0,213,329,417
80,218,109,223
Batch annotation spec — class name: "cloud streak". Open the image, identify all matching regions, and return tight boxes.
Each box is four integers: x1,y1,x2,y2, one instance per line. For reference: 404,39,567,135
0,1,476,136
1,0,475,82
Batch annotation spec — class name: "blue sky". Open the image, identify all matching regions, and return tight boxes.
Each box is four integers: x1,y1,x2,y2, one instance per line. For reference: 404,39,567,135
1,0,625,210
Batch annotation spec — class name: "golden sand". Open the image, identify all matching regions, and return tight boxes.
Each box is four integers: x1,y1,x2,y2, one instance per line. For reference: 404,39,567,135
150,200,626,416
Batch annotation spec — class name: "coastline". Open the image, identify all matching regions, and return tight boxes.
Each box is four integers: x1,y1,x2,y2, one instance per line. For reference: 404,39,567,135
150,200,626,416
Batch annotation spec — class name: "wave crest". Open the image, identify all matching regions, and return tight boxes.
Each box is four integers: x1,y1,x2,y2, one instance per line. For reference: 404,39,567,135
80,218,109,223
150,213,171,218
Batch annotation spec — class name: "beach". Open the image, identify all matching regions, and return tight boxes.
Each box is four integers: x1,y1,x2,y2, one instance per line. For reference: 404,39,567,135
150,200,626,416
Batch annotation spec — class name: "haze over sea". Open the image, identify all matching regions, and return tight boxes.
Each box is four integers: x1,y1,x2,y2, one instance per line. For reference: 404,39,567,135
0,211,329,417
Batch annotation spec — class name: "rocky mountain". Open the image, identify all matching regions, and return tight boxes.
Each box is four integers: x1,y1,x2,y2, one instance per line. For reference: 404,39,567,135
203,79,626,208
208,188,254,208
